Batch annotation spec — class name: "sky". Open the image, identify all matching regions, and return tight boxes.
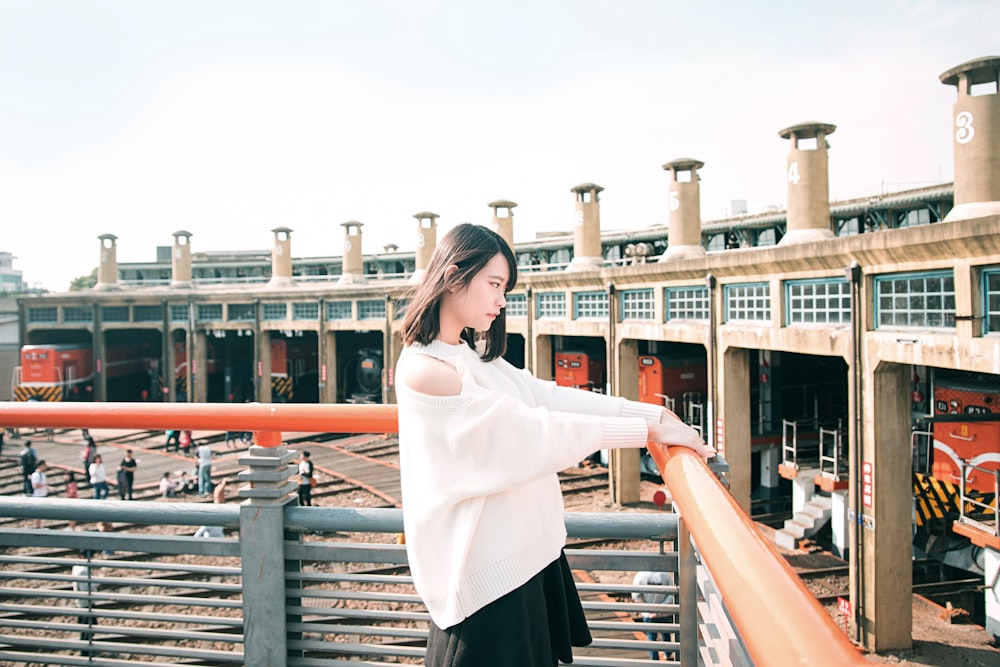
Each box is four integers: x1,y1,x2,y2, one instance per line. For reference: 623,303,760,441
1,0,997,292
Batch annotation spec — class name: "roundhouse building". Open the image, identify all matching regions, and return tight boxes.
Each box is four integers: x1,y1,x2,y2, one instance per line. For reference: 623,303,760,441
14,57,1000,652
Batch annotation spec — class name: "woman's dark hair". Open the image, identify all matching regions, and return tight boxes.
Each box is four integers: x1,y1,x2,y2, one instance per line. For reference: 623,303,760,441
399,223,517,361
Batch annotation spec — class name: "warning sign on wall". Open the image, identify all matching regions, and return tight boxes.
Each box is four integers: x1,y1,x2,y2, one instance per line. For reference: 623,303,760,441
862,461,873,508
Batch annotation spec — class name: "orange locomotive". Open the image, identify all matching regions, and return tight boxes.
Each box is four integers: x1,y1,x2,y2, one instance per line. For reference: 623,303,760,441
930,375,1000,494
14,343,155,402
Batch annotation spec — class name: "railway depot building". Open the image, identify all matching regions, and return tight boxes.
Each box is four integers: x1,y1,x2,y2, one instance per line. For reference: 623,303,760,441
13,56,1000,650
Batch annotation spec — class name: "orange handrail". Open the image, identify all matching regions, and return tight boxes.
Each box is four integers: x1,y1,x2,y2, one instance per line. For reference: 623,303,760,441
648,442,867,666
0,401,397,441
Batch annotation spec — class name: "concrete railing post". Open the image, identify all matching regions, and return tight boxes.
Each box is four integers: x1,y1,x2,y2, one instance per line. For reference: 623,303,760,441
237,431,298,666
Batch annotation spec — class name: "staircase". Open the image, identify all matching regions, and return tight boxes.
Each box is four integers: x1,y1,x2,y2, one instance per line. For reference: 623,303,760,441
775,494,832,550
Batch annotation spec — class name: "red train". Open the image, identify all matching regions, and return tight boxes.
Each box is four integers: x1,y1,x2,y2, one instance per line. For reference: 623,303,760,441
14,343,156,402
930,376,1000,493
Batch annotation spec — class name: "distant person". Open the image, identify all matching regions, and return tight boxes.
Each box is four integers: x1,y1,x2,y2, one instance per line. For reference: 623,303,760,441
65,471,80,530
18,440,38,496
241,430,253,448
224,431,239,449
196,440,213,495
164,429,180,452
30,459,50,497
159,472,178,498
179,429,192,455
30,459,50,528
212,477,229,505
631,570,675,661
80,437,97,479
194,478,229,538
88,454,109,500
297,451,315,506
177,471,197,495
117,450,137,500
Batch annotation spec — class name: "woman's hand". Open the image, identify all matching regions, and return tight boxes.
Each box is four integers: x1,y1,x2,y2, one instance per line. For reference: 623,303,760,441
647,411,716,460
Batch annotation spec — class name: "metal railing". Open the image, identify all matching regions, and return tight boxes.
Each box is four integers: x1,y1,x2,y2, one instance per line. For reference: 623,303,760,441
0,401,867,666
958,462,1000,537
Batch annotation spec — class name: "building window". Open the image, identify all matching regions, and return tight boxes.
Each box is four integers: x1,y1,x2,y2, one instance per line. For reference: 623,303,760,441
228,303,255,321
985,268,1000,335
62,307,93,323
170,304,190,322
786,279,851,325
875,271,955,329
536,292,566,318
262,303,287,321
100,306,129,323
326,301,352,321
292,302,319,320
505,293,527,318
358,299,386,320
133,305,162,322
574,291,608,319
756,228,778,247
197,304,223,322
836,216,861,236
705,233,725,252
725,283,771,323
665,286,709,321
620,289,655,321
27,307,58,324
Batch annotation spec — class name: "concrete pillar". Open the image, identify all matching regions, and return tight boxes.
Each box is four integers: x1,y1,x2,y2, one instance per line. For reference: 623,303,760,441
566,183,605,271
339,221,366,285
830,488,849,560
719,347,751,512
985,548,1000,641
611,339,641,505
534,335,555,382
940,56,1000,221
321,331,337,404
410,213,437,284
488,200,517,250
193,329,208,403
659,159,706,261
95,233,120,290
165,330,177,403
861,362,912,651
258,330,272,403
170,230,193,288
777,122,837,245
268,227,294,288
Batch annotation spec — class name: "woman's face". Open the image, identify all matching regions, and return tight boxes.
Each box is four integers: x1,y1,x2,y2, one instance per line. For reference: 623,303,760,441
443,253,509,334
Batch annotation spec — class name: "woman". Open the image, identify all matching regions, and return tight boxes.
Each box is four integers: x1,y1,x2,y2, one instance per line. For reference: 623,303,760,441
88,454,109,500
394,223,712,666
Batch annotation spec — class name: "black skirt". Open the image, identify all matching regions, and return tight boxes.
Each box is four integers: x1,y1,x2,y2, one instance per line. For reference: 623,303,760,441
424,550,592,667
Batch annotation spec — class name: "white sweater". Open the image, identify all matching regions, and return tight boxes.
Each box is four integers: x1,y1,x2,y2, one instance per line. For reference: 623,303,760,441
395,340,665,629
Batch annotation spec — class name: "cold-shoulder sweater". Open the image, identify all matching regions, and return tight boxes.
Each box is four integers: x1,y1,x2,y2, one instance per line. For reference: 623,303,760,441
395,339,665,629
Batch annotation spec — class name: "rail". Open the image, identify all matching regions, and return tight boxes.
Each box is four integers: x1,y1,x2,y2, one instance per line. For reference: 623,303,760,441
959,462,1000,537
0,401,866,666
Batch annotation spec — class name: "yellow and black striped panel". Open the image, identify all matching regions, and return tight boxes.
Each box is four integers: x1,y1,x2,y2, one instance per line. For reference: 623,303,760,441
913,472,959,527
14,385,63,402
272,376,293,401
913,472,998,525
